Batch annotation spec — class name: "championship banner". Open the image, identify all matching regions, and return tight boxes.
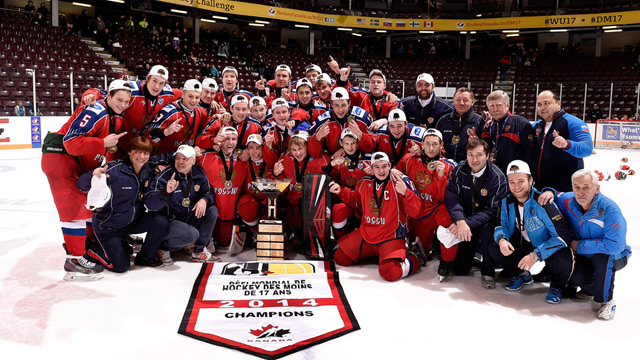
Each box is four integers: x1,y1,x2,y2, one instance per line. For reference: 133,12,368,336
157,0,640,31
179,260,359,359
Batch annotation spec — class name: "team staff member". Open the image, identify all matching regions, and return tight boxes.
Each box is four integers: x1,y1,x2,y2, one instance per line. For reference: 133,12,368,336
539,169,631,320
400,73,454,129
440,139,507,285
329,152,424,282
214,66,254,111
396,128,456,256
358,109,425,167
436,87,485,163
76,137,169,274
489,160,573,301
148,79,209,155
145,145,219,263
481,90,535,174
81,65,181,159
198,127,259,253
42,79,131,280
307,87,371,157
532,90,593,192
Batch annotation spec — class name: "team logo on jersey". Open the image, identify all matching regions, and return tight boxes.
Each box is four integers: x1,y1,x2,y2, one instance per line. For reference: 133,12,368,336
345,175,358,188
504,125,511,132
357,162,364,170
530,208,536,215
369,197,382,215
220,169,237,180
480,189,487,196
535,128,542,137
415,170,432,191
194,185,200,191
597,208,605,218
158,98,165,105
183,123,191,135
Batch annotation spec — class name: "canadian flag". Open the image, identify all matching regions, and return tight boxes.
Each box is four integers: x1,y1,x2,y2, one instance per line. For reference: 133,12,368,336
424,21,433,28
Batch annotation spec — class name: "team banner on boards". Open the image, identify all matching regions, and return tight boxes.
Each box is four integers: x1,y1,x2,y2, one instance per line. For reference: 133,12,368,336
179,261,359,359
158,0,640,30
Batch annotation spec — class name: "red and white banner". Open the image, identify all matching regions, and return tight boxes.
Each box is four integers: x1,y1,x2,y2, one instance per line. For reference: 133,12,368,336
179,261,359,359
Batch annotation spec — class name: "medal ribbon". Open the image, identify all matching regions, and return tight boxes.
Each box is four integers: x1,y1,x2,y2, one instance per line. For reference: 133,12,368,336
294,156,310,185
219,150,234,182
372,178,389,213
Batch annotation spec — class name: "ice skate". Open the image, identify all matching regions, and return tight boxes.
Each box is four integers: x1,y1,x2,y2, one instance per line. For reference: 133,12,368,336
63,257,104,281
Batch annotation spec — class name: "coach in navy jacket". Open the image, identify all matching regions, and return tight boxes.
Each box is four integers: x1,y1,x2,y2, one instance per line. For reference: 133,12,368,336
400,73,454,129
436,95,485,164
77,137,169,272
532,90,593,192
444,139,508,277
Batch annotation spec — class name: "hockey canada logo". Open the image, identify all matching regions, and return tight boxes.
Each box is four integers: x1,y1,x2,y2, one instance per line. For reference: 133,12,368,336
268,7,276,16
457,21,465,29
250,325,291,339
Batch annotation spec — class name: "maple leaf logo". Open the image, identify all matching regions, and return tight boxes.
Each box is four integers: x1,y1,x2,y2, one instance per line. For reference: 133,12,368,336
249,324,291,338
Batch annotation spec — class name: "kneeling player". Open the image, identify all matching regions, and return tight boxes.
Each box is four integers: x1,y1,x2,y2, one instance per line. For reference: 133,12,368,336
396,128,455,256
328,152,424,281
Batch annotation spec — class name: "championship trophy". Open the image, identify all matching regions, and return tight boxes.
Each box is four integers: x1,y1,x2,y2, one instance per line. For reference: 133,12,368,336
251,177,291,261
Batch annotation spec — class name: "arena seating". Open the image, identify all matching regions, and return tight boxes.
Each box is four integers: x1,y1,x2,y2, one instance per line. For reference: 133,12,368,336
0,15,118,116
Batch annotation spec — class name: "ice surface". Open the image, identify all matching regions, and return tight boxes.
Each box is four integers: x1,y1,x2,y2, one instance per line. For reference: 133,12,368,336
1,148,639,359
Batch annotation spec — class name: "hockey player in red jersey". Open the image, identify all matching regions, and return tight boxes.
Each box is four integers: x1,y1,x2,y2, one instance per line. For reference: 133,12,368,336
81,65,181,160
329,152,425,281
261,64,295,107
314,73,334,106
328,128,372,239
196,95,262,159
304,64,322,84
263,97,308,167
148,79,209,155
307,87,371,157
198,127,259,252
292,78,326,123
213,66,254,111
199,78,225,119
249,96,268,125
395,128,456,256
271,131,332,241
42,79,132,280
359,108,425,167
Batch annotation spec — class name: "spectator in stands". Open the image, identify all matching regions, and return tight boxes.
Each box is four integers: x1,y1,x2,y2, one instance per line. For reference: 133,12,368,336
532,90,593,192
499,55,510,81
75,9,89,36
125,16,135,29
24,1,35,19
400,73,453,129
14,100,26,116
634,54,640,67
73,97,80,110
150,25,159,37
29,96,41,116
257,55,266,77
103,27,115,52
588,104,603,123
36,2,48,23
142,63,151,77
95,15,105,32
139,14,149,30
523,57,531,68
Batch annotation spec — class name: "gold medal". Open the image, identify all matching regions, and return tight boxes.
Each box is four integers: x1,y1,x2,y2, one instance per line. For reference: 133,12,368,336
427,161,436,171
224,180,233,189
234,148,242,156
294,182,303,191
452,135,460,144
139,193,143,200
107,146,117,153
182,198,191,207
344,158,352,167
474,202,480,209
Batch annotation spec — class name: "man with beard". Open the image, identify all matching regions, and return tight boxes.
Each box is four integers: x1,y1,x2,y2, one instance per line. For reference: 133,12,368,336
400,73,454,129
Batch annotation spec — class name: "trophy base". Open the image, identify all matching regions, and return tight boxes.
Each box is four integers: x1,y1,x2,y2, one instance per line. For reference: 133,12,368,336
256,220,285,261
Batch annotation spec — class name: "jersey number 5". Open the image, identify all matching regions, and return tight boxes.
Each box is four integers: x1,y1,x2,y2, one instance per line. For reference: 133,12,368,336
78,114,92,127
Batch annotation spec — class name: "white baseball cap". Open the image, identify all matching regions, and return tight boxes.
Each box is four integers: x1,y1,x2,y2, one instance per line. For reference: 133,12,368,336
174,144,196,159
183,79,202,92
246,133,263,145
291,130,310,141
423,128,443,142
271,97,290,111
250,96,266,109
230,95,249,108
108,79,133,93
148,65,169,81
220,126,238,136
388,109,407,123
506,160,531,176
416,73,435,85
275,64,291,75
86,174,111,210
369,69,386,83
370,151,391,165
340,128,358,140
315,73,332,85
331,87,349,101
296,78,313,91
222,66,238,78
305,64,322,74
202,78,218,91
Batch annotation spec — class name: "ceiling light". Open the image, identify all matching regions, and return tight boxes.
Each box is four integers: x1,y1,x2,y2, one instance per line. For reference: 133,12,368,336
72,2,91,7
376,30,387,33
338,27,352,31
211,15,228,20
295,24,309,28
550,29,568,32
255,20,270,24
604,29,622,33
249,23,265,27
107,0,124,3
506,34,519,37
352,33,362,37
420,31,434,34
602,26,617,30
201,19,216,24
170,9,187,14
460,31,467,34
502,30,519,33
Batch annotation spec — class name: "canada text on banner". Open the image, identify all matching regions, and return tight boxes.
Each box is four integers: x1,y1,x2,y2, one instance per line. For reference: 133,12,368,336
157,0,640,30
178,260,360,359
